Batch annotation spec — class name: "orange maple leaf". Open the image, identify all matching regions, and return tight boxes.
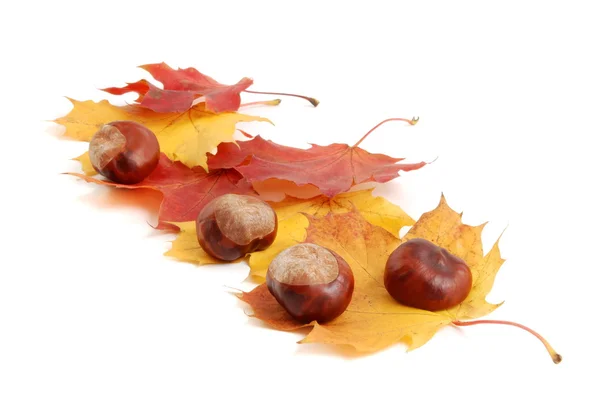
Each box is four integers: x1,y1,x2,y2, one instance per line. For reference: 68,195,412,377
238,195,561,363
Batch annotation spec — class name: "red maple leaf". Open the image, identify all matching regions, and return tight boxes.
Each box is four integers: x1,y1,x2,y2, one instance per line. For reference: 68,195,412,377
67,153,256,229
102,62,253,113
102,62,318,113
208,118,427,197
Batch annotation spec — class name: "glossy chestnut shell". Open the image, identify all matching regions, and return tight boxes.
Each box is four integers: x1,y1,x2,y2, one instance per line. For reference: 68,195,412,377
89,120,160,184
384,238,472,311
196,194,278,261
266,243,354,323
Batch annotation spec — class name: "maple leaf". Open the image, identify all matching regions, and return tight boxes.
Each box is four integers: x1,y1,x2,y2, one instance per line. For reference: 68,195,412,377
164,222,218,265
102,63,252,113
55,98,270,170
165,189,414,279
102,62,318,113
208,118,427,197
237,195,562,363
72,152,95,175
66,153,256,229
249,179,322,202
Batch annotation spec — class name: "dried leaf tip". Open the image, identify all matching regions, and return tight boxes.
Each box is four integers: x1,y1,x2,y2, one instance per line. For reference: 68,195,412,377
552,353,563,364
307,97,320,107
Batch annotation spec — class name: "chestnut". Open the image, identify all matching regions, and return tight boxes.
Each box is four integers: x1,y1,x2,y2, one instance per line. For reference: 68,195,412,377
266,243,354,323
195,194,278,261
88,120,160,184
384,238,472,311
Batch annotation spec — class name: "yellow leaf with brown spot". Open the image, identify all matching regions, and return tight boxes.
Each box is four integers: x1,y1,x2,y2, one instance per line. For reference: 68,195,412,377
237,194,506,353
55,98,271,170
164,189,414,281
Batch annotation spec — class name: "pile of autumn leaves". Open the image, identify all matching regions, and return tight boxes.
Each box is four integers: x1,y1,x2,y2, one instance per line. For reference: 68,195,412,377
57,63,506,354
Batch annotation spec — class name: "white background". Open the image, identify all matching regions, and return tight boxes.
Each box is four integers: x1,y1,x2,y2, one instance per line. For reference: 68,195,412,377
1,1,598,400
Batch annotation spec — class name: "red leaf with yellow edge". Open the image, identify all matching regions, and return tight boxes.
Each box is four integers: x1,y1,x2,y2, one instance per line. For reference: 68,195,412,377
66,153,256,229
208,118,427,198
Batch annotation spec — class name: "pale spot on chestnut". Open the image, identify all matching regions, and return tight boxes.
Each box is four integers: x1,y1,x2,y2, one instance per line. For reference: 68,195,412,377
266,243,354,323
196,194,278,261
268,243,338,285
214,194,276,246
89,125,126,170
88,120,160,185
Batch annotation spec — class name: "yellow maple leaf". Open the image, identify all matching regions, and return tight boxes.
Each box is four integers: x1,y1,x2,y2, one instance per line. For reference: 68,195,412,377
238,194,562,363
72,152,95,175
165,189,414,281
164,222,220,266
55,98,271,170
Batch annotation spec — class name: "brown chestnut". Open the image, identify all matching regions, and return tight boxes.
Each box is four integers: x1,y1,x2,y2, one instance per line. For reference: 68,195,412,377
384,238,472,311
266,243,354,323
89,120,160,184
196,194,278,261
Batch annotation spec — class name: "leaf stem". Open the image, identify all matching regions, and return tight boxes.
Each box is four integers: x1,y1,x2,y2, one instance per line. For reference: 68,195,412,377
452,319,562,364
244,90,319,107
353,117,419,148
